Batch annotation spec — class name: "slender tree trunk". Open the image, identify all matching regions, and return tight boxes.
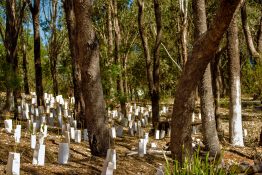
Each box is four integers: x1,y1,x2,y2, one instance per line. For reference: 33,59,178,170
152,0,162,127
112,0,126,117
193,0,220,157
179,0,188,67
74,0,109,156
107,0,114,97
241,2,261,62
228,15,244,147
211,54,223,133
171,0,241,163
63,0,85,123
22,32,30,94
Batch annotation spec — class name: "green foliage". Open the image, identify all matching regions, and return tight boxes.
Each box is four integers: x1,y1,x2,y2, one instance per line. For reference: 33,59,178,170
164,151,227,175
242,61,262,99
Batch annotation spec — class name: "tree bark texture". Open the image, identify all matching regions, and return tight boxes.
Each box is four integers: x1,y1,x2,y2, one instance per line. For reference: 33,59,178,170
152,0,162,128
171,0,241,164
28,0,44,106
179,0,188,67
21,31,30,94
228,15,244,147
63,0,85,123
73,0,109,156
211,51,224,133
193,0,221,157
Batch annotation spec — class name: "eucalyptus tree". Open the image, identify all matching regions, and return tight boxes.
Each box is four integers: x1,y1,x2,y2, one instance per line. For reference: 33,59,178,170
27,0,44,106
170,0,241,163
241,1,262,63
193,0,220,157
42,0,65,96
0,0,26,116
65,0,109,156
63,0,85,122
137,0,162,127
228,14,244,147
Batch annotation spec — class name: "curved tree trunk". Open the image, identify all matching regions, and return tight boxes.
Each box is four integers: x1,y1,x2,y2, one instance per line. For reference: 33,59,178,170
74,0,109,156
193,0,220,157
171,0,241,164
228,15,244,147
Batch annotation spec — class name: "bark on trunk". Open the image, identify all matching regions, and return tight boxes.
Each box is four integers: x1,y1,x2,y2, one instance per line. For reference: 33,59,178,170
212,53,223,133
228,15,244,147
112,0,126,117
171,0,241,164
48,0,59,96
137,0,162,127
63,0,85,123
74,0,109,156
152,0,162,127
193,0,221,157
179,0,188,67
22,34,30,94
28,0,44,106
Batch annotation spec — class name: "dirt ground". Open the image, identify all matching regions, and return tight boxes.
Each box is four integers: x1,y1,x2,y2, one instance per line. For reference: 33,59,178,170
0,101,261,175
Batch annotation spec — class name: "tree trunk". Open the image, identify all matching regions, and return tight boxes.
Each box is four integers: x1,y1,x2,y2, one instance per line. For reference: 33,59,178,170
112,0,126,117
22,32,30,94
171,0,241,164
212,53,223,133
137,0,162,127
179,0,188,67
3,0,26,115
228,15,244,147
74,0,109,156
107,0,114,97
152,0,162,127
63,0,85,123
193,0,221,157
29,0,44,106
241,2,261,62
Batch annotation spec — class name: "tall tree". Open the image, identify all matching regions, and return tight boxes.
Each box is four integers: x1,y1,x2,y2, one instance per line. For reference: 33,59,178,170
21,28,30,94
27,0,44,106
42,0,63,96
170,0,241,163
137,0,162,127
241,1,262,62
193,0,221,157
0,0,26,115
63,0,85,123
73,0,109,156
112,0,126,117
228,14,244,147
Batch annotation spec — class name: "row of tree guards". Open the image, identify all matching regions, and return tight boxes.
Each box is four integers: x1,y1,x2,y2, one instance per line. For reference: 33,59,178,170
1,0,261,167
4,91,178,174
3,89,252,174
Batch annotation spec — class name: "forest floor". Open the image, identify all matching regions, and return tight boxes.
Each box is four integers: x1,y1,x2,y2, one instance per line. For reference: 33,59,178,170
0,98,261,174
